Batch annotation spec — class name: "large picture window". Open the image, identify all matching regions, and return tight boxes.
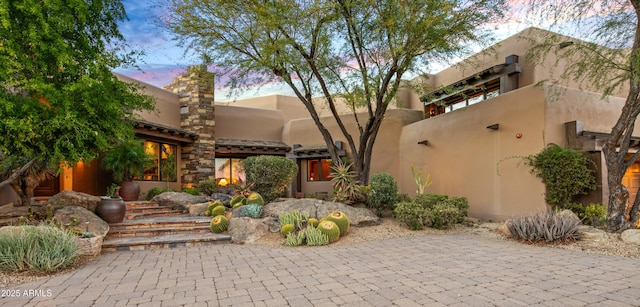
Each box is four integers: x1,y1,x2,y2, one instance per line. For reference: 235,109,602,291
215,158,245,186
307,159,332,181
142,141,177,182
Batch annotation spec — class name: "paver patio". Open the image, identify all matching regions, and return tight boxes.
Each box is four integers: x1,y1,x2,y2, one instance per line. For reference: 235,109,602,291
2,233,639,306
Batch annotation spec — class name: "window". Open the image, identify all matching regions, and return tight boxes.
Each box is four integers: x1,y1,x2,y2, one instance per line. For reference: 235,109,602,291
142,141,177,182
307,159,332,181
215,158,245,186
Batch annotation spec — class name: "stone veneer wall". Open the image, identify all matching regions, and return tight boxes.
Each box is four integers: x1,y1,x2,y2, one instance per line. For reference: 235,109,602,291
164,65,216,188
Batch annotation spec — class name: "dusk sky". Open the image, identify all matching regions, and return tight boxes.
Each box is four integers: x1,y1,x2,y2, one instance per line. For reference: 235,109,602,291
112,1,539,101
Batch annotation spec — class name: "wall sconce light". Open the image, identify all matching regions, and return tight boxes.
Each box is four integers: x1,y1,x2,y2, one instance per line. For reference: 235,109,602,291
559,41,574,49
486,124,499,130
417,140,429,146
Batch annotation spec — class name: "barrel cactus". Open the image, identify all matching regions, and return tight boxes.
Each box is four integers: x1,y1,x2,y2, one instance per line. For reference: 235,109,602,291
210,215,229,233
210,205,226,217
308,218,319,228
230,194,246,207
326,211,349,236
317,220,340,243
280,223,295,237
242,204,263,218
246,192,265,206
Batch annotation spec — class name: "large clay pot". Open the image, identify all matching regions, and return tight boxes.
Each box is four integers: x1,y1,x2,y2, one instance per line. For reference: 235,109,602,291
118,181,140,201
96,198,126,223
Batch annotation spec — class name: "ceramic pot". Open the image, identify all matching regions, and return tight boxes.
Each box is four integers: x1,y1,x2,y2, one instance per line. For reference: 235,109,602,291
96,198,126,223
118,181,140,201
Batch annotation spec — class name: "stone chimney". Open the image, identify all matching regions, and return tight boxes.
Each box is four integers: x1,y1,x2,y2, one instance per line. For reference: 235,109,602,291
165,65,215,188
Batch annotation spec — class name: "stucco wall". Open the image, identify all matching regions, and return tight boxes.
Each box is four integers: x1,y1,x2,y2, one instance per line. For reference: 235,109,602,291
116,73,182,128
215,105,285,141
399,85,548,221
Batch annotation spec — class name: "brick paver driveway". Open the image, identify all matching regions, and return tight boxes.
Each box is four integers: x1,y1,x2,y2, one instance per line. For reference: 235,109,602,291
2,234,640,306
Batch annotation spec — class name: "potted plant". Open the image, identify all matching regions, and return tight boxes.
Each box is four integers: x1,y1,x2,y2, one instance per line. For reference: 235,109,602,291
96,184,126,223
102,138,153,201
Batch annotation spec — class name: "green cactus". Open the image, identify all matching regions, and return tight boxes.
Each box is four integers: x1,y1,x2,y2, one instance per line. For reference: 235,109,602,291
46,204,54,221
204,209,211,216
283,231,305,246
242,204,263,218
280,223,295,237
210,205,226,217
308,218,319,228
246,192,265,206
305,226,329,246
230,194,246,207
232,202,245,210
326,211,349,236
317,220,340,243
279,210,306,230
210,215,229,233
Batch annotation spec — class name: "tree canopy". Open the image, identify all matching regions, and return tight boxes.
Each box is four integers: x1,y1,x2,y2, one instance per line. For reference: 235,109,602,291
166,0,506,184
0,0,154,199
523,0,640,231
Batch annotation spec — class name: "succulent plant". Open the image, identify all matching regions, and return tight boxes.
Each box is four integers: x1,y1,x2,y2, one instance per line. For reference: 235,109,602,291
232,202,245,210
230,194,247,207
307,218,319,228
325,211,349,236
210,205,226,217
204,209,211,216
305,226,329,246
242,204,263,218
317,220,340,243
279,210,305,229
283,231,305,246
246,192,265,206
210,215,229,233
208,200,224,210
280,223,295,237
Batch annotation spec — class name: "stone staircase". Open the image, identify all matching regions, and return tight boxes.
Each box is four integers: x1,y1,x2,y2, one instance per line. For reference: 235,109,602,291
102,201,231,252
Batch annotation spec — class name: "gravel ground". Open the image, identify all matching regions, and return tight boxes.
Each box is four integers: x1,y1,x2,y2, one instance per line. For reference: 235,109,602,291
2,218,639,288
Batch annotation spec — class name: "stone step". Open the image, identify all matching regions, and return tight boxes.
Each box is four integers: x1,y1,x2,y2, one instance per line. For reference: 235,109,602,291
125,201,160,209
109,216,212,230
124,210,184,220
126,205,173,214
105,225,212,239
101,233,231,252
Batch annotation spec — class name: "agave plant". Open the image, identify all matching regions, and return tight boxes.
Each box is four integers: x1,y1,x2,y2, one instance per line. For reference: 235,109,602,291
330,160,359,204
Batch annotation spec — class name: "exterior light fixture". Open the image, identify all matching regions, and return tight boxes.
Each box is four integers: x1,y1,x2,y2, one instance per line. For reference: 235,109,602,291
218,178,228,187
486,124,499,130
559,41,574,49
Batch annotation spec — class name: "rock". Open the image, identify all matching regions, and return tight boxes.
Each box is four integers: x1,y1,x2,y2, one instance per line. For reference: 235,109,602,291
263,198,381,227
46,190,100,212
621,229,640,245
75,236,104,257
186,202,210,216
53,206,109,237
558,209,581,225
231,205,246,218
578,225,609,243
496,223,511,236
211,193,232,207
151,192,207,212
227,217,272,244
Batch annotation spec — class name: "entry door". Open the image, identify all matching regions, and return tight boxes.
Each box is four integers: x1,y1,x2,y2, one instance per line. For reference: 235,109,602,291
34,173,60,197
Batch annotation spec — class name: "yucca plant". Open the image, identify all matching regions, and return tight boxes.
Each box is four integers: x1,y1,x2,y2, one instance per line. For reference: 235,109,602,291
330,160,358,204
507,211,582,243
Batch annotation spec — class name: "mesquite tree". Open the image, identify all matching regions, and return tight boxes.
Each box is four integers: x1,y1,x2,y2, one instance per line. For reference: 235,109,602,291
166,0,506,184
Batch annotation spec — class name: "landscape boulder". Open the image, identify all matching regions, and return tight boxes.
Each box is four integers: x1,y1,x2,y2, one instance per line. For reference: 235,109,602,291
263,198,381,227
151,192,207,211
621,229,640,245
227,217,277,244
53,206,109,257
47,190,100,212
578,226,609,243
211,193,233,207
186,202,210,216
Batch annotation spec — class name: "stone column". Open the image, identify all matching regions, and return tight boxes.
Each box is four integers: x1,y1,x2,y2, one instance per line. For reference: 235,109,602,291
164,65,215,189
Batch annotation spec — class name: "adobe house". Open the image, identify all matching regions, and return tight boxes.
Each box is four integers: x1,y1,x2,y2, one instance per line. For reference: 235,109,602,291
3,27,639,222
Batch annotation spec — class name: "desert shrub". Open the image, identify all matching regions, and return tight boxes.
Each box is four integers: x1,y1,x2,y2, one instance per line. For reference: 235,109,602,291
145,187,177,200
393,202,431,230
414,193,448,210
243,155,298,203
0,225,78,272
447,197,469,223
430,203,463,229
183,188,200,196
367,172,399,216
526,144,597,208
506,211,582,242
197,180,218,195
583,203,607,226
